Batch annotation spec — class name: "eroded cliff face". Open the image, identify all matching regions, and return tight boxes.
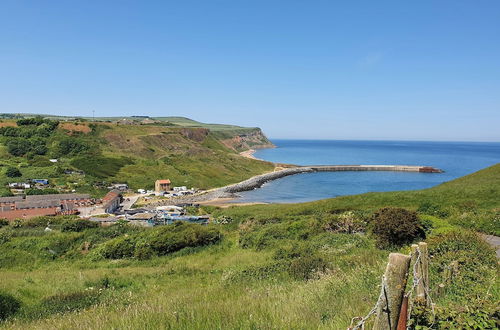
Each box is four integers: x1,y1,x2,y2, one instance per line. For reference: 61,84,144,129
219,128,275,152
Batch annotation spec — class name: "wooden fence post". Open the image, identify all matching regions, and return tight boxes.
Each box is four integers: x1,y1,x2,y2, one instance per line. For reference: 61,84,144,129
417,242,429,305
373,253,411,330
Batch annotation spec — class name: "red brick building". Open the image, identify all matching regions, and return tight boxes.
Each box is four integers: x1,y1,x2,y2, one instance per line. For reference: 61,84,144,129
0,193,92,221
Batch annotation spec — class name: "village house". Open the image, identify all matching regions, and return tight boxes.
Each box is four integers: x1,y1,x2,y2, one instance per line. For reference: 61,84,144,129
32,179,49,185
8,182,31,189
0,196,24,209
155,179,171,192
101,190,122,213
108,183,129,191
89,216,120,226
127,212,156,227
0,193,93,220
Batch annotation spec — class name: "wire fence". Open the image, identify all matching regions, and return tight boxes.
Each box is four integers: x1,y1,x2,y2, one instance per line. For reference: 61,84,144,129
348,243,434,330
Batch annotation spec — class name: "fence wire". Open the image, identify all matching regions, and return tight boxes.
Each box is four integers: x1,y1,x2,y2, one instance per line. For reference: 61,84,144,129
348,245,435,330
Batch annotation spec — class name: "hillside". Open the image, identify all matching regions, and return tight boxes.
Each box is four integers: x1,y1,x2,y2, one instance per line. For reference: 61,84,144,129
0,114,275,152
0,164,498,328
0,116,275,196
217,163,500,235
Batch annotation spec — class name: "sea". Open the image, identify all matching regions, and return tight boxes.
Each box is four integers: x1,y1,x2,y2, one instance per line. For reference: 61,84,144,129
235,140,500,204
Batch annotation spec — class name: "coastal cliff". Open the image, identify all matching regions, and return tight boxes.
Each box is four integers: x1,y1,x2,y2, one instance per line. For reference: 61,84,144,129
217,127,275,152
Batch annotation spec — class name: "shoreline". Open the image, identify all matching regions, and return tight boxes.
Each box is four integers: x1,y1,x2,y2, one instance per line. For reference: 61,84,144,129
239,149,258,160
147,164,442,209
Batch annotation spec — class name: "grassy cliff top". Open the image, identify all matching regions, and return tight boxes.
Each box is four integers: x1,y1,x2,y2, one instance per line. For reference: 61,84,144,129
0,114,260,132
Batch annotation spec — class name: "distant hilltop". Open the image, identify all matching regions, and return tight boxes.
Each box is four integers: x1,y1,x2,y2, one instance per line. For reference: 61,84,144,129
0,113,275,152
0,113,275,197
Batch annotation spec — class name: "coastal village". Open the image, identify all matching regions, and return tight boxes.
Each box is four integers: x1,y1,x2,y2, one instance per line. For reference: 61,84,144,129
0,177,209,227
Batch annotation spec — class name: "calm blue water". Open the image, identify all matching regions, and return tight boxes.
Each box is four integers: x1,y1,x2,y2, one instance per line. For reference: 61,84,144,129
235,140,500,203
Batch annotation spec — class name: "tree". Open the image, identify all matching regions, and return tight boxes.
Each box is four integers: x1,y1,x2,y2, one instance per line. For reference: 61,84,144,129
5,167,22,178
6,138,31,156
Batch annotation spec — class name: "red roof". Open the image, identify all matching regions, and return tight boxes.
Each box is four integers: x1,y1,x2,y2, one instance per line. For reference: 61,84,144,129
156,179,171,184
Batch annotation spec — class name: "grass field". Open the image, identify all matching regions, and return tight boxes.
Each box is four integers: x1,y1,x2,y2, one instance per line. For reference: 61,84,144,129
0,166,498,329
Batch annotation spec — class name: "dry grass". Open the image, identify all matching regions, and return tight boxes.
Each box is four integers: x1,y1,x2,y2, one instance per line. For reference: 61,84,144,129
59,123,91,133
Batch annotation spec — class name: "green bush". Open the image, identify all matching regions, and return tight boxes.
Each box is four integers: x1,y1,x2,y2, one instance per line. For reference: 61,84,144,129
427,230,497,299
38,290,100,316
289,255,328,280
98,223,222,259
6,138,31,156
0,219,9,228
5,166,22,177
239,219,321,250
54,137,91,157
61,219,98,232
0,231,11,244
15,216,71,228
0,292,21,320
410,299,499,329
371,207,425,248
322,211,367,234
98,236,137,259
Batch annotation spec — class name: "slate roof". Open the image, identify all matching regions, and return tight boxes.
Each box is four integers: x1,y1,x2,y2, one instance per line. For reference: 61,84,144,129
16,200,61,209
26,194,90,202
0,196,24,203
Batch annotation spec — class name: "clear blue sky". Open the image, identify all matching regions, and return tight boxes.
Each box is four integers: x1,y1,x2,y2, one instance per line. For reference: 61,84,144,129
1,1,499,141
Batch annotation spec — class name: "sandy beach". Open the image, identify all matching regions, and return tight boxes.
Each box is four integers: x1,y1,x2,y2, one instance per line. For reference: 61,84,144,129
198,198,268,208
239,149,257,159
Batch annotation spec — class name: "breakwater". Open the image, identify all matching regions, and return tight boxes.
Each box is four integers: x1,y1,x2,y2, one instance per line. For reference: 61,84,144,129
149,165,442,207
223,165,442,193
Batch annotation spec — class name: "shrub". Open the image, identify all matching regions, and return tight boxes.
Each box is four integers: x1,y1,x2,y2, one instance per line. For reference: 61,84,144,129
25,188,60,195
61,219,98,232
289,255,328,280
15,216,71,228
38,290,100,316
99,236,137,259
147,222,221,256
410,298,499,329
0,292,21,320
97,223,222,259
5,167,22,177
322,211,366,234
6,138,31,156
371,207,424,248
0,219,9,228
0,231,11,244
54,137,90,157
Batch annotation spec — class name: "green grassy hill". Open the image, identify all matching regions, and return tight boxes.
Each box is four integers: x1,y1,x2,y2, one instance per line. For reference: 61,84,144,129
0,116,274,196
0,165,498,328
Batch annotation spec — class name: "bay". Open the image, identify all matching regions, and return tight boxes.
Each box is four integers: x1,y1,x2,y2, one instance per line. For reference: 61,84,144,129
235,140,500,203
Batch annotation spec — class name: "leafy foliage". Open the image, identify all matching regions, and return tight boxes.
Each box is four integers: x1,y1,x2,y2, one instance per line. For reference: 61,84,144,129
0,292,21,320
37,290,101,316
61,219,99,232
371,207,425,248
96,222,222,259
5,166,22,177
